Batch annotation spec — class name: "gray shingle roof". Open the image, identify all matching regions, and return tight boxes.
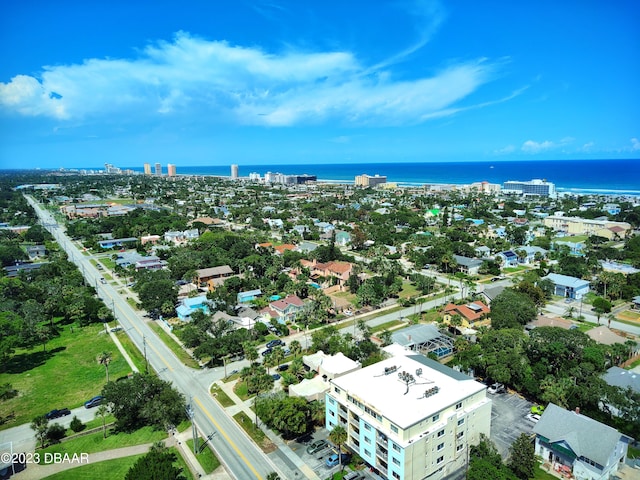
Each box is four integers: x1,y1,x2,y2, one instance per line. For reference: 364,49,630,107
533,403,623,466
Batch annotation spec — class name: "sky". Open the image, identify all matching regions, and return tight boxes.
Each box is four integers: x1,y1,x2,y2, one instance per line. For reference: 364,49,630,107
0,1,639,170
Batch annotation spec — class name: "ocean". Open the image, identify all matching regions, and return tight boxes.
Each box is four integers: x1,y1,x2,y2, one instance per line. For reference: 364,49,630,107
127,159,640,195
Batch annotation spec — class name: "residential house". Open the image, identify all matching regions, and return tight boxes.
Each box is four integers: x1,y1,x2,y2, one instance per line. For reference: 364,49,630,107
496,250,518,267
4,263,45,277
196,265,234,287
140,234,161,245
452,255,483,276
334,230,351,246
533,403,631,480
300,259,353,287
135,256,167,271
26,245,46,260
474,246,490,258
237,289,262,303
98,237,138,249
267,294,306,323
542,273,590,300
326,354,491,480
390,324,455,359
303,350,361,382
274,244,296,255
295,241,319,253
164,229,199,245
443,301,491,330
633,296,640,310
519,246,547,264
176,295,212,321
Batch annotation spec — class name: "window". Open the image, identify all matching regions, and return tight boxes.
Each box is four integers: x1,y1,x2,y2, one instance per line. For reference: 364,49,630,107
364,436,371,444
328,398,335,405
364,449,371,457
391,424,399,433
436,455,444,464
456,444,464,452
392,472,400,479
456,402,463,410
334,387,341,394
437,443,444,451
457,431,464,439
437,429,445,438
329,411,335,417
364,423,371,431
457,418,464,426
392,457,401,466
392,443,401,453
432,413,440,422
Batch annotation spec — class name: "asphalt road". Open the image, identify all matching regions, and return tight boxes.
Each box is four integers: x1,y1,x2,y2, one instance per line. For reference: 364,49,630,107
25,197,295,480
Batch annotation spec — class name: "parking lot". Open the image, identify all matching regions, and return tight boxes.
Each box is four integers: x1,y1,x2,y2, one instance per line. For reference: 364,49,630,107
489,390,537,457
290,430,376,479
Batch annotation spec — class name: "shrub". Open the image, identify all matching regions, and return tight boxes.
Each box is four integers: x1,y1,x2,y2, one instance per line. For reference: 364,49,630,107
70,416,85,433
46,424,66,443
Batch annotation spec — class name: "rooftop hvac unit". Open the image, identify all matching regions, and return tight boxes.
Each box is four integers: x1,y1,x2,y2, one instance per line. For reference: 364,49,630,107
416,368,423,376
424,386,440,398
384,365,398,375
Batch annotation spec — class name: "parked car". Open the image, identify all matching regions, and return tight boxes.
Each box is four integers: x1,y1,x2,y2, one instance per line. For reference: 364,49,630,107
278,364,289,372
110,326,123,333
525,413,541,423
84,395,104,408
306,439,328,454
266,339,284,348
262,348,273,357
272,374,281,380
487,382,505,394
99,278,106,284
344,472,365,480
45,408,71,419
326,453,350,467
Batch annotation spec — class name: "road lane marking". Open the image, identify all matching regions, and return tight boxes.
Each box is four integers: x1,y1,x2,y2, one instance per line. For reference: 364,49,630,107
194,396,263,480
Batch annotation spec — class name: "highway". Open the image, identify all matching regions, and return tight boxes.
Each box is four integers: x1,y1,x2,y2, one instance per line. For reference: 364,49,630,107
25,196,299,480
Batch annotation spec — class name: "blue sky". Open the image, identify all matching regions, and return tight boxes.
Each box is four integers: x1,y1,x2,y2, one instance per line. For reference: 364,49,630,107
1,1,638,169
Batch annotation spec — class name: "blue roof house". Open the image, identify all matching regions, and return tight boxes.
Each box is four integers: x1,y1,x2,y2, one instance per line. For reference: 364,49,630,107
543,273,590,300
497,250,519,267
237,289,262,303
176,295,212,321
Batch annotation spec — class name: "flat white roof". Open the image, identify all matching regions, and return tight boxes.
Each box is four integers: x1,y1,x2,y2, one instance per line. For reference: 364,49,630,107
331,355,485,429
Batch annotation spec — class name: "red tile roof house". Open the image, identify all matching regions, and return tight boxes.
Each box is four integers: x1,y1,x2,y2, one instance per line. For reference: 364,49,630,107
300,259,353,287
443,301,491,329
265,294,306,323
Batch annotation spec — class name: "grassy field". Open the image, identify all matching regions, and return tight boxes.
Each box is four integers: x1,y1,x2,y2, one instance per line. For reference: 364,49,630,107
39,425,168,458
147,322,200,369
0,323,133,430
552,235,588,243
233,381,250,401
186,438,221,474
370,320,404,333
534,462,561,480
42,454,143,479
398,281,419,299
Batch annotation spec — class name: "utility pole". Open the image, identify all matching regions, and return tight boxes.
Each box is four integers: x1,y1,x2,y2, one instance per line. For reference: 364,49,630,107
186,397,198,454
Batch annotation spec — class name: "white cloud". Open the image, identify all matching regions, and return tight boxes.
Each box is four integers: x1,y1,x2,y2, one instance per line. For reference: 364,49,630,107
582,141,595,151
494,145,515,155
631,138,640,151
0,31,506,127
521,137,573,154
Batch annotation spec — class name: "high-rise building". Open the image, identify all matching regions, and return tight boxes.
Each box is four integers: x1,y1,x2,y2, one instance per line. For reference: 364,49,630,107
155,163,162,176
167,164,176,177
326,353,491,480
502,179,555,196
143,163,151,175
231,164,239,180
355,174,387,187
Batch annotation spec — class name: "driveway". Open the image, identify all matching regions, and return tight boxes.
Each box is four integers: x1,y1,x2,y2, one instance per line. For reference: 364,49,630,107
489,390,536,458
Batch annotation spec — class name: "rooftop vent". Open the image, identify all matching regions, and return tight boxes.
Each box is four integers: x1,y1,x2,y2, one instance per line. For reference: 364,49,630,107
423,386,440,398
416,368,423,376
384,365,398,375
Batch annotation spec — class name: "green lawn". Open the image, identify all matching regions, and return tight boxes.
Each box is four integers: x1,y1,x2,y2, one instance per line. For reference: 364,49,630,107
39,425,168,458
210,384,236,407
170,446,195,480
370,320,404,334
148,322,200,369
534,462,560,480
0,323,133,430
186,438,221,473
552,235,588,243
43,454,143,480
113,331,147,373
233,381,251,401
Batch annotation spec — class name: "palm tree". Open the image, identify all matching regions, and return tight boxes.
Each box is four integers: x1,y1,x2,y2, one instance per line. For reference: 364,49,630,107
289,339,302,358
271,346,285,370
243,342,259,364
96,404,109,438
98,351,112,383
329,425,348,471
266,472,281,480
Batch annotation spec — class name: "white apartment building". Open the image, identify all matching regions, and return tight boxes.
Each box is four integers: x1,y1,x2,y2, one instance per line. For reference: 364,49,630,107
543,215,631,240
326,355,491,480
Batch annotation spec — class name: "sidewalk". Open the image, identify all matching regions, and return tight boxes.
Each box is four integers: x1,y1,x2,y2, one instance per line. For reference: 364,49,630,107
106,323,139,373
216,379,321,480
